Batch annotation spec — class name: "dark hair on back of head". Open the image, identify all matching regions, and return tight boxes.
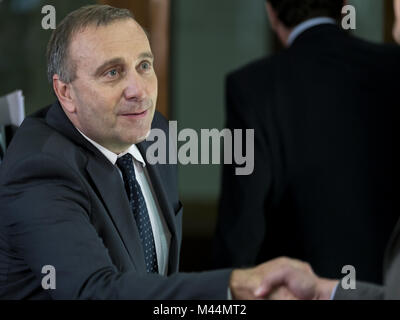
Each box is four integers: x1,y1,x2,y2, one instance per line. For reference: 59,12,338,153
267,0,343,28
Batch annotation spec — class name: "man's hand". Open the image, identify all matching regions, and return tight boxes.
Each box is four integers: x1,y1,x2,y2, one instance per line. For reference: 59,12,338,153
229,257,339,300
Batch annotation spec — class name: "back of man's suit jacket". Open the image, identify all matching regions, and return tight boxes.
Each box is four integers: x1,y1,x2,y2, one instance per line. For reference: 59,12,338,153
214,24,400,284
0,101,232,299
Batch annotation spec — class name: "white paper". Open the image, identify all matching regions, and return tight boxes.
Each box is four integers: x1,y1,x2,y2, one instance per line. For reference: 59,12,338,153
0,90,25,127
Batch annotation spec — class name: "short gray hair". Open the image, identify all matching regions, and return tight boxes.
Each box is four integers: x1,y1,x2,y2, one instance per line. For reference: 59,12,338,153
46,5,135,84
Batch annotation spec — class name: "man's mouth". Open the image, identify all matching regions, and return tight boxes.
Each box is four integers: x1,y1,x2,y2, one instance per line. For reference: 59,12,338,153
119,109,148,119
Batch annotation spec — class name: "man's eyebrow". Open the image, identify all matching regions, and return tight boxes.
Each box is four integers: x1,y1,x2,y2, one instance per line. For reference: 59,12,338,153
138,52,154,60
93,57,125,76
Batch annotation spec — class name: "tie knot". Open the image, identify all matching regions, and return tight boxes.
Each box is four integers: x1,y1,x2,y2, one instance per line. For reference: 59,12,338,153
116,153,136,179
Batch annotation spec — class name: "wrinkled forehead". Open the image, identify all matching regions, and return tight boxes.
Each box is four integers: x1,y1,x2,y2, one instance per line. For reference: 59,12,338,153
68,19,151,68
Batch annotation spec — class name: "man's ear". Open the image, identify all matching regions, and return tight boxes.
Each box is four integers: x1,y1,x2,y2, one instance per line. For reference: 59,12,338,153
52,74,76,113
265,1,279,32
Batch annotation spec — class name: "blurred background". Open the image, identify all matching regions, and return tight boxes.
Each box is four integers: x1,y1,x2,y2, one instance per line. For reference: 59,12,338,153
0,0,396,272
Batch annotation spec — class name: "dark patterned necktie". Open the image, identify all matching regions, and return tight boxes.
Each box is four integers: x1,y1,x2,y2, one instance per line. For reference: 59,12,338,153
116,153,158,273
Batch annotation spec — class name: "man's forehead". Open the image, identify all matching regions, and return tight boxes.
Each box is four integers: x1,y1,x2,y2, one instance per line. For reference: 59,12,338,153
69,19,150,60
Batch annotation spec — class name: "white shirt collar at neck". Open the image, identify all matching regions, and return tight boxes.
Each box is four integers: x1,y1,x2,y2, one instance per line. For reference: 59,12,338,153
287,17,337,47
76,128,146,167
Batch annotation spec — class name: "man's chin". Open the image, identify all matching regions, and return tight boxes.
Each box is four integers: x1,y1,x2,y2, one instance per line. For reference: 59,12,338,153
130,129,152,145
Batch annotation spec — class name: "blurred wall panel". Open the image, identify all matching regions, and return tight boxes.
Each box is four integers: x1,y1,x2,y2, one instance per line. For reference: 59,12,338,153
349,0,384,43
171,0,272,203
0,0,96,115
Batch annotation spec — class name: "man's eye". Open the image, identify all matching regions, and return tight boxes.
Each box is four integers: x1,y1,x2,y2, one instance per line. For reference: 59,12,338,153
105,69,119,78
140,61,152,71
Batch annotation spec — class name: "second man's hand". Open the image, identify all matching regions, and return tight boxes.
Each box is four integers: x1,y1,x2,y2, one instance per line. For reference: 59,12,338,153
229,257,339,300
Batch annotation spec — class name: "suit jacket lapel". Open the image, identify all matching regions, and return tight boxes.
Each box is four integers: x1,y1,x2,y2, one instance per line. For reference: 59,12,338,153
45,101,146,271
137,139,179,273
85,156,146,271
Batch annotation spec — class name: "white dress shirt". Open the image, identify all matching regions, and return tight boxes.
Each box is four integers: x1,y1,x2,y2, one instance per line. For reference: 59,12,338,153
77,129,171,276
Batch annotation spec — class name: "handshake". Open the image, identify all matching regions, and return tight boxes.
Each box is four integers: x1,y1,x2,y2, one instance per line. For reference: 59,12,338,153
230,257,339,300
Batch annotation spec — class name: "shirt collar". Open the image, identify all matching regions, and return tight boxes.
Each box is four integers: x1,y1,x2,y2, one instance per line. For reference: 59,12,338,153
287,17,337,46
76,128,146,167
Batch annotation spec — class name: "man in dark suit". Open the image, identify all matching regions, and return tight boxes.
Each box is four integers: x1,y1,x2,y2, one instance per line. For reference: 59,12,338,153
260,0,400,300
0,4,317,300
214,0,400,285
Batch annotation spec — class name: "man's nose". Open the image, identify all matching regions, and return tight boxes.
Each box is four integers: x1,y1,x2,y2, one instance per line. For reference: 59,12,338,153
123,71,146,101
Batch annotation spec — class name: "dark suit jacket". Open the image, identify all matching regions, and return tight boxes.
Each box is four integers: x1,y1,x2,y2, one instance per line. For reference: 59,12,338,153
214,24,400,284
0,101,231,299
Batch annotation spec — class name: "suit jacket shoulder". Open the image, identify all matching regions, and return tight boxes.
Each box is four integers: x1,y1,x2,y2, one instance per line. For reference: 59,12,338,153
334,282,384,300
